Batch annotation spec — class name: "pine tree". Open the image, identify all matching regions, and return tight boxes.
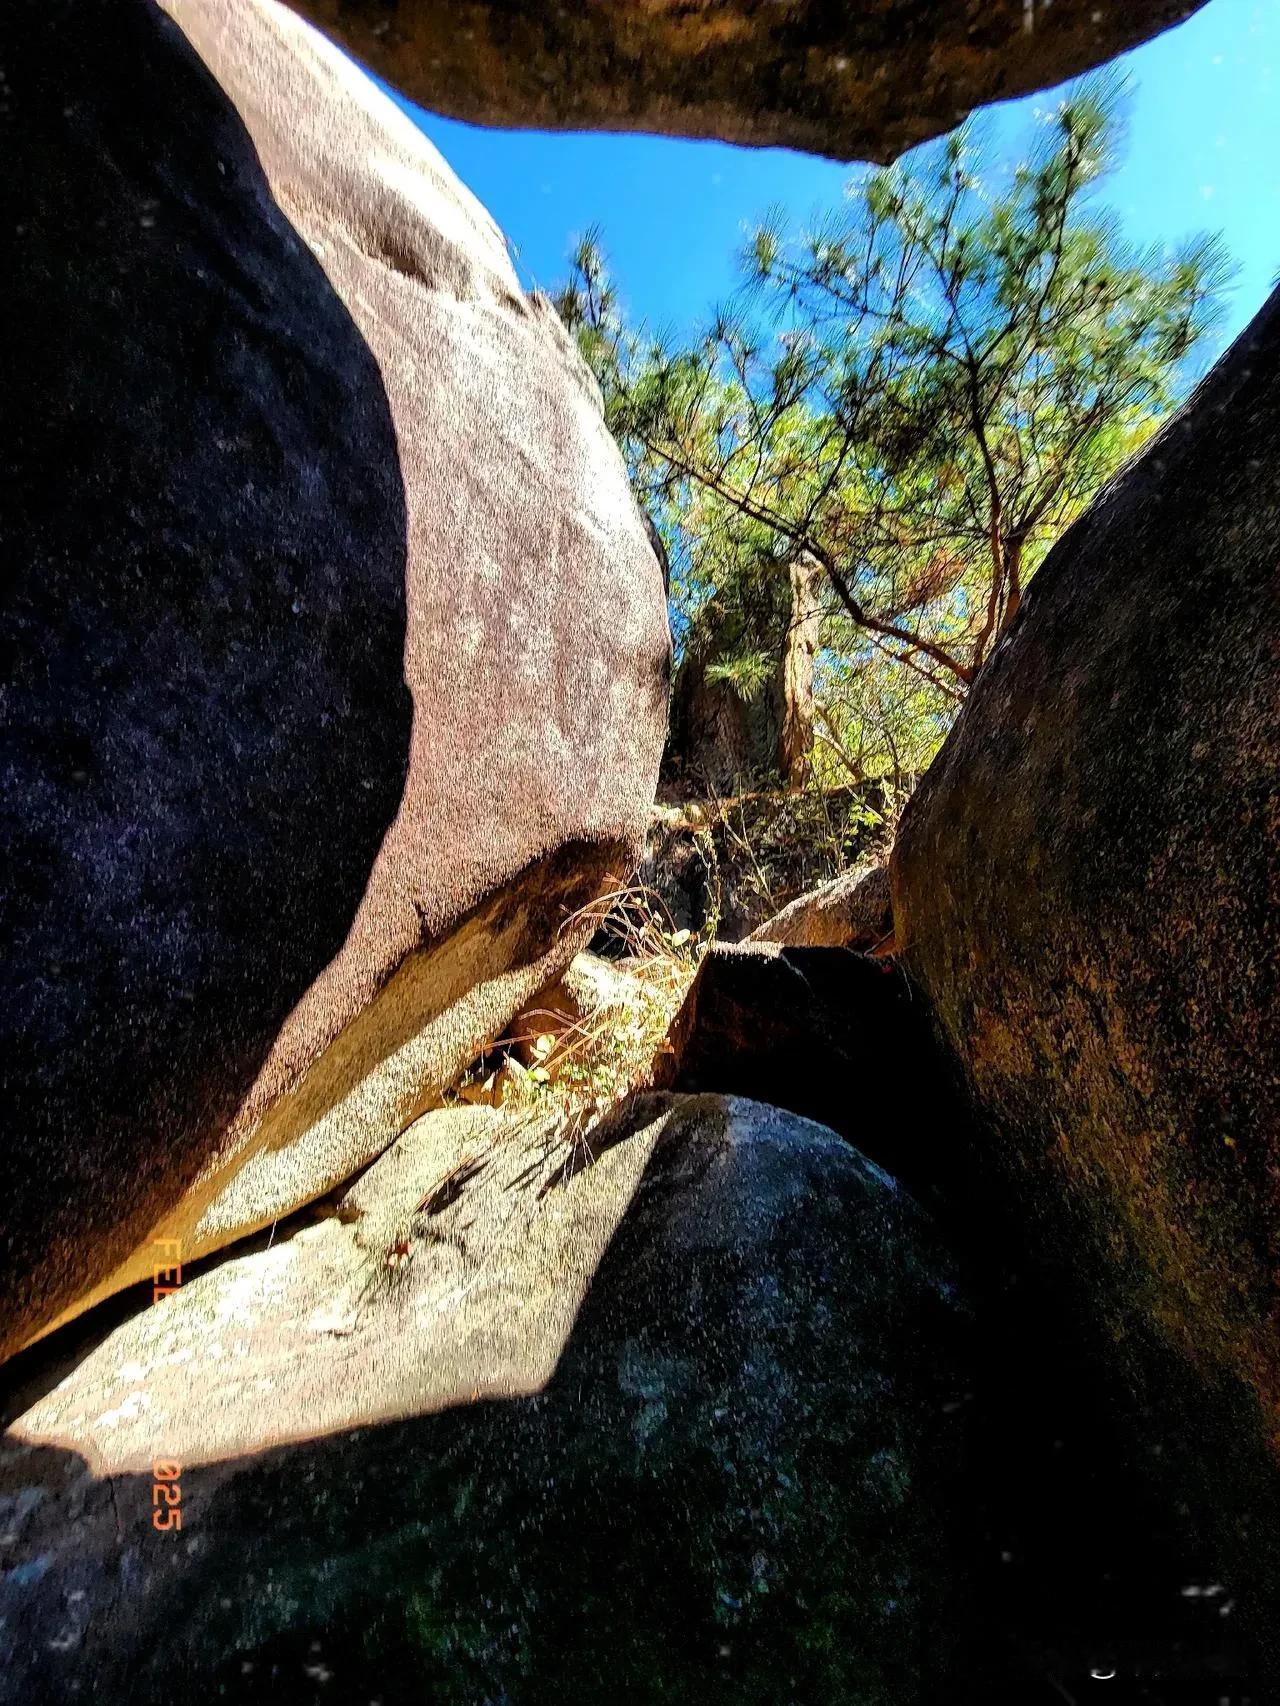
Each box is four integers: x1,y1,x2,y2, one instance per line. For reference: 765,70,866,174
558,76,1233,783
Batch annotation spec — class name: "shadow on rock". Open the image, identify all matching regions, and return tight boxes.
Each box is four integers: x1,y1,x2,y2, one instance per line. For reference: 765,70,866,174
668,944,1263,1693
0,1096,974,1705
2,0,411,1355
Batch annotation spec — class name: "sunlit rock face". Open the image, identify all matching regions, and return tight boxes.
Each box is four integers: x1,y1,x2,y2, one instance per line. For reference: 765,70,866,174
293,0,1206,162
0,1095,973,1704
892,286,1280,1617
0,0,669,1362
749,862,893,952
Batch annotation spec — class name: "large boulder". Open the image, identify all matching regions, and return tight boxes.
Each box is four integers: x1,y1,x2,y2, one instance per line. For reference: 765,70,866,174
0,1094,973,1703
1,0,669,1361
664,946,1258,1684
293,0,1205,163
664,636,760,796
892,288,1280,1610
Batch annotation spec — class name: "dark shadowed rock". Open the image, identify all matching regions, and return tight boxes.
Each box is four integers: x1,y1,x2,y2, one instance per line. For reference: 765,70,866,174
1,0,668,1361
0,1094,973,1704
892,286,1280,1621
666,942,959,1200
662,948,1264,1685
293,0,1206,163
749,861,892,952
666,950,1265,1685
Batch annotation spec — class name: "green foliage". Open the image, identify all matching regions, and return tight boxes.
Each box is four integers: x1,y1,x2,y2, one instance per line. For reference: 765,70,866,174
556,75,1234,780
704,650,775,705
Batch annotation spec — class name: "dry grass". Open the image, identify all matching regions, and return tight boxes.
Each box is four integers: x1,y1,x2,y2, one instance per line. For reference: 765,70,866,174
447,875,703,1142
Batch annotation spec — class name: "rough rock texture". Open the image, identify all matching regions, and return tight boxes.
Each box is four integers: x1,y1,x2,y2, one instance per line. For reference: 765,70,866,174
664,952,1260,1684
1,0,669,1361
892,286,1280,1616
665,640,758,796
661,559,820,796
0,1095,972,1704
749,862,892,952
293,0,1206,163
667,943,959,1201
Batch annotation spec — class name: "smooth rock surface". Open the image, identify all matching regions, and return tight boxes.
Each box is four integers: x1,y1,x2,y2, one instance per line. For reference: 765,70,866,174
2,0,669,1359
294,0,1206,163
892,285,1280,1618
0,1094,972,1703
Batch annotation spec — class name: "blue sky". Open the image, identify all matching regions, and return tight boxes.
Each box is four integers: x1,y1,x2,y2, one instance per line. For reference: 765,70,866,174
397,0,1278,354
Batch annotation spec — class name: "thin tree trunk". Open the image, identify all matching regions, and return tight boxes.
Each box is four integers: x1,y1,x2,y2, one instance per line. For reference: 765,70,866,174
777,552,823,789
